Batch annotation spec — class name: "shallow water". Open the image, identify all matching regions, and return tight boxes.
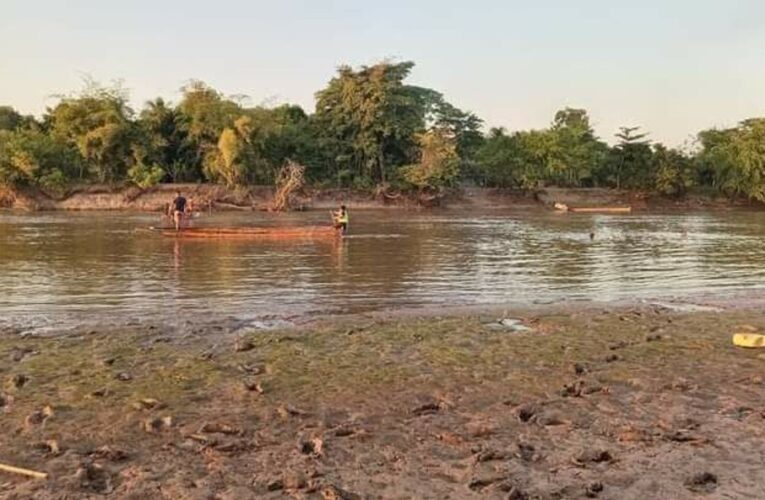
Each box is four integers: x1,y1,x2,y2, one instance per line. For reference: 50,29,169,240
2,209,765,334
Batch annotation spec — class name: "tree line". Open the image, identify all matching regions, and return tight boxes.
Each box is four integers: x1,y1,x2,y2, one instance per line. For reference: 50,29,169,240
1,61,764,202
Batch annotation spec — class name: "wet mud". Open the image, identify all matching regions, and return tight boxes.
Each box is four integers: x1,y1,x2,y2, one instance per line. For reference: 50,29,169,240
1,305,764,498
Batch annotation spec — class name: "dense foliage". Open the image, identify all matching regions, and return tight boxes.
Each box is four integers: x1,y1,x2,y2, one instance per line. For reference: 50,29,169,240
1,61,764,201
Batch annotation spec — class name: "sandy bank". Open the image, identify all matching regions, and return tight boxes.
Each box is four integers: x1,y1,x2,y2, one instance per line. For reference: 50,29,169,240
1,304,763,498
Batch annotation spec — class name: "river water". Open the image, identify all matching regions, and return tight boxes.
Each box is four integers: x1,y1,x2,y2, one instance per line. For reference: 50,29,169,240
1,209,765,335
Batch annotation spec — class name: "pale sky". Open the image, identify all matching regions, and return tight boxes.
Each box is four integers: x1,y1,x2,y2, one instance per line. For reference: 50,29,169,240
2,0,764,146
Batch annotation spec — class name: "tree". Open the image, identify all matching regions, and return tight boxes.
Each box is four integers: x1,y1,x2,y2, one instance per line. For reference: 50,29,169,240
314,61,430,186
46,81,137,182
696,119,765,201
548,108,607,186
0,128,82,192
243,104,320,184
475,127,555,189
652,144,695,196
400,128,460,191
0,106,28,131
137,98,194,182
601,126,653,189
177,80,242,178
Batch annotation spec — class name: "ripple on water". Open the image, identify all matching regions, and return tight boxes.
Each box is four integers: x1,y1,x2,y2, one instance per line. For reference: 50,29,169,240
2,209,765,334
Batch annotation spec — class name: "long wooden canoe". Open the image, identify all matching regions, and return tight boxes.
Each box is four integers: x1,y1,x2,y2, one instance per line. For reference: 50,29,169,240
568,206,632,214
153,226,339,240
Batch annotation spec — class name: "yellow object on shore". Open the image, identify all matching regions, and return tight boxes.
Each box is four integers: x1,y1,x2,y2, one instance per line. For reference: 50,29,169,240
0,462,48,479
732,333,765,348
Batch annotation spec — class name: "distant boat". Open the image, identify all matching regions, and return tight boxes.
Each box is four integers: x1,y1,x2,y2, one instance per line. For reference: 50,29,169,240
148,225,339,240
554,202,632,214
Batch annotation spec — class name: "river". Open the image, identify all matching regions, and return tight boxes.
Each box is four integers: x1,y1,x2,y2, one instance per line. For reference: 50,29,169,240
2,209,765,335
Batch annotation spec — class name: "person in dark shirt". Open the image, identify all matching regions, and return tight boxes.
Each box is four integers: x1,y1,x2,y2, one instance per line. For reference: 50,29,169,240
169,190,188,232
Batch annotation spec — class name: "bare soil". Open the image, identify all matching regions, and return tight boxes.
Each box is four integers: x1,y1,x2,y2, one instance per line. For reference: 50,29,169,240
3,184,760,212
1,304,763,499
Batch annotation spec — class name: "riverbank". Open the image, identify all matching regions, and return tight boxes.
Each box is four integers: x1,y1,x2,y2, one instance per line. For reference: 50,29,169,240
1,304,763,499
1,184,760,212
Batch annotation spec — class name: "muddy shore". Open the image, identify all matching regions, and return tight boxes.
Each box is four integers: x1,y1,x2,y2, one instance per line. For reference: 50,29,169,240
1,304,763,499
2,184,760,212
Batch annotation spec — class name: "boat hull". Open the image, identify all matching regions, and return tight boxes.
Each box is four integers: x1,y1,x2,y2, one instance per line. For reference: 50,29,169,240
568,206,632,214
154,226,339,240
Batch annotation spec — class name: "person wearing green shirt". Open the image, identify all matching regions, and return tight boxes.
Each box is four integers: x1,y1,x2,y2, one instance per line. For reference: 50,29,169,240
332,205,349,235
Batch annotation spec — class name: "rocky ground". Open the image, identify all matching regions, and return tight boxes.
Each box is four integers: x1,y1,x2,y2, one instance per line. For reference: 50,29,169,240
1,304,764,499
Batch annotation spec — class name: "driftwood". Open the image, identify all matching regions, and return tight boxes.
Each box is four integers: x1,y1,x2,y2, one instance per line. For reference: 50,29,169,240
0,462,48,480
271,161,305,212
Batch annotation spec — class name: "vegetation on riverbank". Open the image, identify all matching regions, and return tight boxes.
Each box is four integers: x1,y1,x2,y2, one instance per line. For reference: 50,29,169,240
1,305,763,498
2,60,765,204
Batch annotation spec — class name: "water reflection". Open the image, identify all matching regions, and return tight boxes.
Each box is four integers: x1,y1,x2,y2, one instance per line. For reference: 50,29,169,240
1,209,765,334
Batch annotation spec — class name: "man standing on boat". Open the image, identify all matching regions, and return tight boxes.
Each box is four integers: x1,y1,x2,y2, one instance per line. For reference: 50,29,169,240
169,190,188,232
333,205,349,235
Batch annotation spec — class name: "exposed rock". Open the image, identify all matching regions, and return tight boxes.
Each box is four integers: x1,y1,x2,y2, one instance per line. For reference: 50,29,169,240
10,347,38,362
25,405,53,428
199,422,241,435
517,442,538,462
276,405,309,419
321,485,361,500
89,446,129,462
685,472,717,493
10,374,29,388
114,372,132,382
516,404,536,423
299,437,324,457
133,398,165,410
237,363,264,374
474,449,510,463
75,463,114,494
573,363,588,375
333,427,356,437
283,471,308,490
234,338,255,352
585,481,604,497
34,439,61,456
267,479,284,491
575,448,613,465
412,401,442,416
507,485,530,500
560,380,586,397
243,379,264,393
142,416,173,433
537,411,566,426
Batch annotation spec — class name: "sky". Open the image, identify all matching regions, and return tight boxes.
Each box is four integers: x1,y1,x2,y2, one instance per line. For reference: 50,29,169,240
1,0,764,146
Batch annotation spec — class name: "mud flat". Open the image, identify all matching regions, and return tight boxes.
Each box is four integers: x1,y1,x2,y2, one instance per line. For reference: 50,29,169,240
1,304,764,499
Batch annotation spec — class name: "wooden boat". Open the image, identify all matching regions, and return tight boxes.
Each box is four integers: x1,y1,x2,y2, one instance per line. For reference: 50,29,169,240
152,225,339,240
568,206,632,214
554,202,632,214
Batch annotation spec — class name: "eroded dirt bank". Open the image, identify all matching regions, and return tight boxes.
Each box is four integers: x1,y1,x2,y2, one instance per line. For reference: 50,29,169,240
2,184,759,212
1,305,764,499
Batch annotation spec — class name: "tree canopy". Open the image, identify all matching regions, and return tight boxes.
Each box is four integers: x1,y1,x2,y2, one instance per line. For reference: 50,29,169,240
1,61,764,202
